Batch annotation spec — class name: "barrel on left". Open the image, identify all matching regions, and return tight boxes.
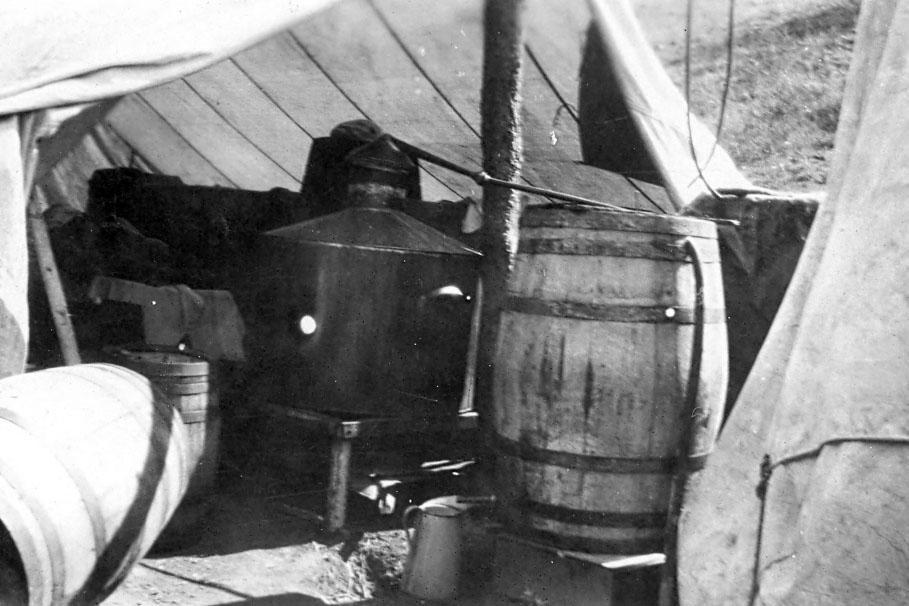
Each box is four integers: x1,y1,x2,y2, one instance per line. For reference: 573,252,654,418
0,364,191,606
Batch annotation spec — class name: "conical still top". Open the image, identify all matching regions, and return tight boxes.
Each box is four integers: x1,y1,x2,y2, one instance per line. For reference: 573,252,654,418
344,136,418,208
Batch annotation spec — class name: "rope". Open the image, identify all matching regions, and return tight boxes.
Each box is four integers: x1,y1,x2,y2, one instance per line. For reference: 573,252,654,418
684,0,727,201
704,0,737,167
749,436,909,604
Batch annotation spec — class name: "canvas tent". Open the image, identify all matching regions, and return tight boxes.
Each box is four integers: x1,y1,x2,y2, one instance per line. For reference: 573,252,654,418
0,0,339,378
2,0,752,379
679,0,909,604
9,1,903,603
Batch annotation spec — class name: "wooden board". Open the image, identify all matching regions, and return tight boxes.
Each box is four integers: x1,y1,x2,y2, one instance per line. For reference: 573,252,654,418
493,532,662,606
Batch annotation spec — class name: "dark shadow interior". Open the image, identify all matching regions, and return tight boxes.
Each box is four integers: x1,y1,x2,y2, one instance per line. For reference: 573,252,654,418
0,520,28,606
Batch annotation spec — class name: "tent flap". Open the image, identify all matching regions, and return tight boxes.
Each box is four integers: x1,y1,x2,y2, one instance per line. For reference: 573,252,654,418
679,0,909,603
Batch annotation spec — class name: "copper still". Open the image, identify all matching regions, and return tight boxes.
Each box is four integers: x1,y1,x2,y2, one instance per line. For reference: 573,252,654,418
244,136,481,418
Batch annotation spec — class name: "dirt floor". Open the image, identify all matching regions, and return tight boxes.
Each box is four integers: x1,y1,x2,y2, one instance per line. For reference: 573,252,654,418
102,457,657,606
102,459,501,606
101,2,857,604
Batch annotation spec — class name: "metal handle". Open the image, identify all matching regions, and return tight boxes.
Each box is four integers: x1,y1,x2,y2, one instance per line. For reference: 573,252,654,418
402,505,423,550
417,285,471,313
682,237,707,458
659,237,709,606
679,239,705,458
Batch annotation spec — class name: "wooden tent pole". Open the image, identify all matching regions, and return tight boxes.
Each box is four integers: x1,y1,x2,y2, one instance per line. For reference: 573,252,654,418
21,125,81,367
476,0,526,447
28,205,81,366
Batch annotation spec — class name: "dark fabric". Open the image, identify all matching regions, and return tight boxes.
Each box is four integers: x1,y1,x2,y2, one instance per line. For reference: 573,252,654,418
87,168,311,280
578,24,662,186
684,195,819,416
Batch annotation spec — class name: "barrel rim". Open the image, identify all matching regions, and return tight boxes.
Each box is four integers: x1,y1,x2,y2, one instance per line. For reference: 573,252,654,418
0,364,193,605
102,344,209,376
520,206,717,238
0,477,51,606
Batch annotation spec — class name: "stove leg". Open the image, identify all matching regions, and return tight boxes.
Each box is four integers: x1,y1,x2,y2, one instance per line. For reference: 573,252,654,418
327,437,352,531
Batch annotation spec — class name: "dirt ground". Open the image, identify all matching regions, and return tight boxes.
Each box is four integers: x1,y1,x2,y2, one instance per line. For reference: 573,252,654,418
632,0,845,62
101,2,853,604
102,461,499,606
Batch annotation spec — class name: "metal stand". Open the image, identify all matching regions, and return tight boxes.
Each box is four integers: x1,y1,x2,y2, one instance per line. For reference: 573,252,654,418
266,405,479,531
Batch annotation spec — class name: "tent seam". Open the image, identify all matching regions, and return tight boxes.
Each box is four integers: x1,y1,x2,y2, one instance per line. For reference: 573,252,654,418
367,0,482,141
285,30,463,199
228,57,316,140
180,78,300,182
132,95,238,188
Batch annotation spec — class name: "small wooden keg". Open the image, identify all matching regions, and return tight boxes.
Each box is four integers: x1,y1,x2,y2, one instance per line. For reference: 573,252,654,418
104,345,220,551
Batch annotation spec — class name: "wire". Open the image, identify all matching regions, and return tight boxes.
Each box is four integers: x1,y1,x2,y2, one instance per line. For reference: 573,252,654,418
684,0,724,201
704,0,737,166
525,44,666,213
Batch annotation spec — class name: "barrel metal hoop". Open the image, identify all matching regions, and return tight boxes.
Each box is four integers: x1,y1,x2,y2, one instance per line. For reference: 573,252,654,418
178,408,219,424
494,434,676,474
155,381,209,396
102,345,209,377
519,209,717,238
503,296,726,325
519,237,719,263
0,409,108,565
0,481,50,606
519,500,668,528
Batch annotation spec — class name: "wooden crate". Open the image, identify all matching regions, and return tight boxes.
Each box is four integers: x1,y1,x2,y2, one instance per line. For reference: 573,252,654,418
492,532,664,606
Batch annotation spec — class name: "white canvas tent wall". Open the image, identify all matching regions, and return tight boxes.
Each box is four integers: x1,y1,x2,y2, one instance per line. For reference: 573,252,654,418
0,0,336,378
679,0,909,603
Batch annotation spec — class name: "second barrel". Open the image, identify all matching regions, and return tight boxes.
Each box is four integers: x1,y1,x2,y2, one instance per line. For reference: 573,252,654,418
105,345,220,549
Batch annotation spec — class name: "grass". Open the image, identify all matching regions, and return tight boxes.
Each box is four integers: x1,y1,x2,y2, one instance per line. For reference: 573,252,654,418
663,0,861,191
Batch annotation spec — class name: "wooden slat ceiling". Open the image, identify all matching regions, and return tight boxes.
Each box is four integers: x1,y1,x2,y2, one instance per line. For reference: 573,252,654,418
51,0,669,212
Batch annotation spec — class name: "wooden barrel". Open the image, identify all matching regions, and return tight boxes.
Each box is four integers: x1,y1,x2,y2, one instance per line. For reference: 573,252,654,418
103,345,221,550
0,364,190,606
492,207,728,554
